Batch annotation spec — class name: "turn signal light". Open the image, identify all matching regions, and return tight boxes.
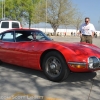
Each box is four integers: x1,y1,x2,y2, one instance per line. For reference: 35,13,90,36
70,64,86,69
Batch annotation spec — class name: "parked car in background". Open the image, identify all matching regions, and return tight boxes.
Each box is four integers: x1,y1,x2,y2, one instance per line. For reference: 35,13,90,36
0,20,22,33
0,28,100,82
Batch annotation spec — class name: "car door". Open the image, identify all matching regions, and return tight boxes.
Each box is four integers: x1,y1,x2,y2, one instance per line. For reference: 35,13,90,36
0,31,16,64
13,30,38,68
25,30,47,69
14,30,43,69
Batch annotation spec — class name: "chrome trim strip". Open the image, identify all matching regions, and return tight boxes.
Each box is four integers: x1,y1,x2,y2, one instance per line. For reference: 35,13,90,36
68,62,86,65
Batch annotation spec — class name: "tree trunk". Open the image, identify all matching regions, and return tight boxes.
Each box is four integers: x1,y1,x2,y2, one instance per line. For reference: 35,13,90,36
51,24,59,36
53,28,57,36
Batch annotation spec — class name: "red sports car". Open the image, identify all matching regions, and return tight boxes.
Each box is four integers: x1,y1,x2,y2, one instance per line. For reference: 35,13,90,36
0,28,100,82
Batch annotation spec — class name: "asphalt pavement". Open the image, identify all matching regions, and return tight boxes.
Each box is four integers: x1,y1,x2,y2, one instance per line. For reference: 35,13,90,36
0,36,100,100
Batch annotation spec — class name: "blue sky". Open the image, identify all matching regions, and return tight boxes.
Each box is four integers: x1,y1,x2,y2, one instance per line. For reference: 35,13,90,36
71,0,100,31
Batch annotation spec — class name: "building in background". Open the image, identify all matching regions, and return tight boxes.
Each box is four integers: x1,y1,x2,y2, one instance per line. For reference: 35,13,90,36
32,28,77,36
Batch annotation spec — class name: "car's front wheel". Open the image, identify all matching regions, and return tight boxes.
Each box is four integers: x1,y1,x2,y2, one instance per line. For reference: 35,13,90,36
42,51,70,82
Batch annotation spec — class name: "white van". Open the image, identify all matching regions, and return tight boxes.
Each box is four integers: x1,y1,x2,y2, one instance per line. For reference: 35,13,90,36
0,20,22,33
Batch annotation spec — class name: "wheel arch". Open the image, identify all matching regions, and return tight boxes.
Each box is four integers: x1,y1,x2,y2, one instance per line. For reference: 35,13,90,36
40,49,67,69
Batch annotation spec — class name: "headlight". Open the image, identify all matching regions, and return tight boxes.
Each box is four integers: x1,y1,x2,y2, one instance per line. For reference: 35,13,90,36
88,57,100,69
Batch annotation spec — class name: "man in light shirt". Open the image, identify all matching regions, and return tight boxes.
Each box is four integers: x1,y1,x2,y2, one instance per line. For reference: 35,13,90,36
79,17,95,44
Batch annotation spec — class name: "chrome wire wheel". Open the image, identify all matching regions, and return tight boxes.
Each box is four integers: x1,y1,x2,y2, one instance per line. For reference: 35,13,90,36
45,56,62,78
42,51,70,82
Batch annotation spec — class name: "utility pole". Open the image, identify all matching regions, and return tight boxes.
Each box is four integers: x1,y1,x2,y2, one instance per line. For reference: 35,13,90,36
98,17,100,36
45,0,47,33
4,0,5,19
2,0,5,20
2,0,3,19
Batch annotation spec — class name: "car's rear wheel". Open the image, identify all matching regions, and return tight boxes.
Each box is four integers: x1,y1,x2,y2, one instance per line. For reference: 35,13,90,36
42,51,70,82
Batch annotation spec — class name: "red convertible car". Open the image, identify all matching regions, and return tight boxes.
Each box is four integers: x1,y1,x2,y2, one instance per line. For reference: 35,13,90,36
0,28,100,82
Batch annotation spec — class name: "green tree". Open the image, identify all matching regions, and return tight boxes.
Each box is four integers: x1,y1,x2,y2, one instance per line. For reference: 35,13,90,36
5,0,24,21
3,0,41,28
22,0,41,28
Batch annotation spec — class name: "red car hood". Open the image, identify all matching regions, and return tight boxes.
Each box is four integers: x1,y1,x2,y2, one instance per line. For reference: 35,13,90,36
54,41,100,57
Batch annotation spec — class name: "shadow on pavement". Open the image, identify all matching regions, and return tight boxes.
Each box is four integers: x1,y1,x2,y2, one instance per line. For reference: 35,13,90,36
1,62,97,82
66,72,96,82
1,62,46,78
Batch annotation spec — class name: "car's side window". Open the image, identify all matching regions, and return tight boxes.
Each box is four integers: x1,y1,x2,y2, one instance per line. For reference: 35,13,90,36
15,31,32,42
31,31,46,40
2,32,14,42
14,30,47,42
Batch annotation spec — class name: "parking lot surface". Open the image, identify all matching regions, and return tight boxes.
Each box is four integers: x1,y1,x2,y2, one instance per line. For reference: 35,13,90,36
0,36,100,100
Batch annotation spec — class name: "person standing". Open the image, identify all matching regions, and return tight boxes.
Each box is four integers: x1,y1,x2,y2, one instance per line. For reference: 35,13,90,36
79,17,95,44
